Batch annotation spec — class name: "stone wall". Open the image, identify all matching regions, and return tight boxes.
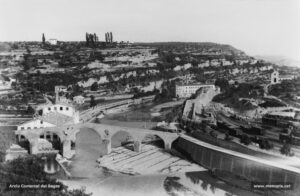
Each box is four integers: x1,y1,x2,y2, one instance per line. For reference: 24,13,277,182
174,137,300,191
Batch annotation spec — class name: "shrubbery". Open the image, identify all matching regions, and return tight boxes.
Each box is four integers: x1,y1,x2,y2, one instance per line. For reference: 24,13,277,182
280,143,294,156
240,134,251,146
0,156,92,196
258,139,274,150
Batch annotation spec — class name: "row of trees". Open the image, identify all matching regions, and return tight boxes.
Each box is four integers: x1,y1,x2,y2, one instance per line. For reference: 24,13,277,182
105,32,113,43
154,80,177,103
85,33,99,46
181,119,295,158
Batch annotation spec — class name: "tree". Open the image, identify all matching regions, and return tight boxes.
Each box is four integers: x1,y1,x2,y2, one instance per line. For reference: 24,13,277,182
280,142,293,156
93,33,97,43
85,32,89,46
27,105,35,114
58,91,64,97
240,134,251,145
110,32,113,43
259,139,273,150
90,95,96,108
15,72,24,83
224,132,233,141
90,82,98,91
215,78,229,92
73,84,83,95
42,33,45,44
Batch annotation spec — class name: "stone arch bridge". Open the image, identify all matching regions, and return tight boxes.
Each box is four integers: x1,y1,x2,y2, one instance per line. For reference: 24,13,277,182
15,123,179,158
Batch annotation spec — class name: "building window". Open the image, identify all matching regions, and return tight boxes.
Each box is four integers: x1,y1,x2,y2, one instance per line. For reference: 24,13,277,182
66,107,69,111
27,127,31,129
20,127,24,130
54,107,57,110
41,120,43,124
48,107,51,111
60,107,63,111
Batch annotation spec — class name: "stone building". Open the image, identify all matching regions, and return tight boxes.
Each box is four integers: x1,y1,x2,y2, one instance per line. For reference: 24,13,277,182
270,70,295,84
175,84,217,98
73,95,85,104
16,98,80,155
271,70,280,84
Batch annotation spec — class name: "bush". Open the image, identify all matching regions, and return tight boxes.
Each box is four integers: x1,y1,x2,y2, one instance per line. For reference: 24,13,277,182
259,139,274,150
280,143,293,156
1,156,92,196
90,82,98,91
224,133,233,141
240,134,251,146
210,131,218,138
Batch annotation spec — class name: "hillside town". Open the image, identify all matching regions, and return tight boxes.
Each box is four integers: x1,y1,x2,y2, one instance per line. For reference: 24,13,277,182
1,31,300,196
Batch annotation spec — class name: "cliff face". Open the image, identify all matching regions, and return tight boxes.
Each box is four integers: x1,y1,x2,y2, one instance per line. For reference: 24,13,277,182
134,42,247,57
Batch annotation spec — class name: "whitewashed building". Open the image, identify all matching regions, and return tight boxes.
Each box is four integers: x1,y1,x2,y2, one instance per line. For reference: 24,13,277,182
173,65,182,71
175,84,217,98
0,76,14,90
270,70,294,84
48,39,58,45
198,60,210,68
17,102,79,131
183,63,192,70
55,85,68,93
73,95,85,104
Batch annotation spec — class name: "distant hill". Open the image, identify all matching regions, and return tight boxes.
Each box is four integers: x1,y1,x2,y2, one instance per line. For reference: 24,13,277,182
255,55,300,68
134,42,247,56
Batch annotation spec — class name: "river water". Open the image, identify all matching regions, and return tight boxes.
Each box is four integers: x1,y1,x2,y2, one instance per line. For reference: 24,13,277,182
57,127,257,196
39,102,258,195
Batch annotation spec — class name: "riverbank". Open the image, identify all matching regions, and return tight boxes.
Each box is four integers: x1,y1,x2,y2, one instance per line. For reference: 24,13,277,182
98,100,183,129
59,126,261,196
97,144,206,175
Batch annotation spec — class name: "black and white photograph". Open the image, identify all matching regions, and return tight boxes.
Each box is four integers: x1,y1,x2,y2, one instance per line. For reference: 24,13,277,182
0,0,300,195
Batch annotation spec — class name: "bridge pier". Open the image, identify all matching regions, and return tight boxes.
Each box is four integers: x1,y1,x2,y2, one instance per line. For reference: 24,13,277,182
50,133,54,141
164,142,171,150
163,137,177,151
133,141,141,152
16,134,21,142
29,139,39,154
62,139,72,157
102,139,111,155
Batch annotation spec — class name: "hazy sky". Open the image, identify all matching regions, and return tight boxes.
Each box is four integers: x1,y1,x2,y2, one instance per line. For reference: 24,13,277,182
0,0,299,60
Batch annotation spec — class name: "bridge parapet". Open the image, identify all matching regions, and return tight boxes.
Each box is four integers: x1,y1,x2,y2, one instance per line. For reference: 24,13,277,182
15,122,179,156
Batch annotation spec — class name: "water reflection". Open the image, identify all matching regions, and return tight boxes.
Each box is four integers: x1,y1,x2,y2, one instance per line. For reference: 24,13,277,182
164,176,200,196
64,128,248,196
43,155,60,174
163,172,238,196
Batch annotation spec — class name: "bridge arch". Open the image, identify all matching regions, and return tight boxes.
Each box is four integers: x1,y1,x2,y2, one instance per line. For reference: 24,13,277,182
39,131,61,151
141,133,165,149
15,123,179,157
16,134,30,152
39,131,61,141
110,130,136,149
